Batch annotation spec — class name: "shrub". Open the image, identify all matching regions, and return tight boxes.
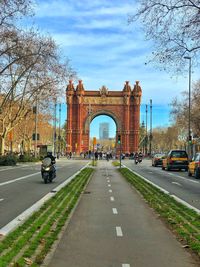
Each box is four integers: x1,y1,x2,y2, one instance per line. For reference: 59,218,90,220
0,154,17,165
18,153,40,162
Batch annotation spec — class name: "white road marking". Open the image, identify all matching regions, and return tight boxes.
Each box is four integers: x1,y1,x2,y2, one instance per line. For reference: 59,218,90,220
125,166,200,215
0,163,90,236
107,180,110,183
171,195,200,214
116,226,123,236
108,184,111,187
0,198,4,202
0,172,41,187
172,182,182,186
110,196,115,201
112,208,118,214
168,172,199,184
122,264,130,267
109,189,112,193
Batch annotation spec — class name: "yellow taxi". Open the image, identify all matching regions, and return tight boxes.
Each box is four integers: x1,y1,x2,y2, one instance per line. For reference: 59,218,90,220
188,152,200,179
162,149,188,171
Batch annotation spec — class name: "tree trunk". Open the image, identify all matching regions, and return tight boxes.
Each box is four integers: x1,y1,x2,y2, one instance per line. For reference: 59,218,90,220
0,136,5,155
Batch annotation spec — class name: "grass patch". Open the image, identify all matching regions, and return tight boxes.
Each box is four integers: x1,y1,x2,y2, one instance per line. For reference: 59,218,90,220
89,160,97,166
0,167,93,267
112,161,120,167
119,167,200,258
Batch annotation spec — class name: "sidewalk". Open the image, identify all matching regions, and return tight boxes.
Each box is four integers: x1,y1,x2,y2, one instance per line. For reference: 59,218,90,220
44,161,198,267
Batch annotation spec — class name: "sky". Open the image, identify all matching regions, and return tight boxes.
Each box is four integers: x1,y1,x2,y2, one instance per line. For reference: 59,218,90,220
23,0,198,138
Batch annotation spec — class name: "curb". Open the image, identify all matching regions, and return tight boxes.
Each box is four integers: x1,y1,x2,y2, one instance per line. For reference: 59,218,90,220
0,162,90,236
123,165,200,215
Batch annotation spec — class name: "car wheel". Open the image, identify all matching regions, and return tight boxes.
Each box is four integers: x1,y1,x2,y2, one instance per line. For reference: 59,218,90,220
194,168,200,179
162,166,165,170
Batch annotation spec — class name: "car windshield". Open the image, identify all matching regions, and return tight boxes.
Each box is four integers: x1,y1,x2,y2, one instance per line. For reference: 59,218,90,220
154,154,165,158
171,151,188,158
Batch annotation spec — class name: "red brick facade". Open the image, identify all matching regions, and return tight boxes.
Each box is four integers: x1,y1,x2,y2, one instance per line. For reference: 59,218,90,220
66,80,142,154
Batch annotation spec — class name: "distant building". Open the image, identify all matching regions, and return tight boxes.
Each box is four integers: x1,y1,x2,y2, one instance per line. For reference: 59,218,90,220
99,123,109,140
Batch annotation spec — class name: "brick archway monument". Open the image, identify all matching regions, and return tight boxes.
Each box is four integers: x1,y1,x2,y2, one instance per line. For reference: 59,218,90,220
66,80,142,154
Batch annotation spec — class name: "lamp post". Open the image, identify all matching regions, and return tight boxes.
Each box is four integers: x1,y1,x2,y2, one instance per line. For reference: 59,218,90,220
149,99,152,156
184,56,192,159
145,104,148,156
53,99,57,157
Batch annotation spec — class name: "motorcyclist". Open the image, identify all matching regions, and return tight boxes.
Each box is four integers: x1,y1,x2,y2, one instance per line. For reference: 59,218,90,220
138,151,143,163
134,152,139,164
42,152,56,177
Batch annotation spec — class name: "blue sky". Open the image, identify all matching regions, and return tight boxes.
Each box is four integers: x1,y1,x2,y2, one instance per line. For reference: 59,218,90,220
24,0,198,138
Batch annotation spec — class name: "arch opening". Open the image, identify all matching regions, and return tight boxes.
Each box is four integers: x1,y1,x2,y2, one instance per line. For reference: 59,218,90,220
89,114,117,156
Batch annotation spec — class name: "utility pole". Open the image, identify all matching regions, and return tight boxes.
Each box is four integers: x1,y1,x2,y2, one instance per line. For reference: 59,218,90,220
145,104,148,156
58,103,61,158
149,99,152,156
34,97,38,158
184,56,192,159
54,99,57,157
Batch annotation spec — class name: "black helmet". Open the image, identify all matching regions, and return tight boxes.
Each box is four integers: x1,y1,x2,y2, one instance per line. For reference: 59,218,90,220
47,152,52,156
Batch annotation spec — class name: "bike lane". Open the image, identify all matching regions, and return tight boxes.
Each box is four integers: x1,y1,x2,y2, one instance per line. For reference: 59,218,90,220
46,161,198,267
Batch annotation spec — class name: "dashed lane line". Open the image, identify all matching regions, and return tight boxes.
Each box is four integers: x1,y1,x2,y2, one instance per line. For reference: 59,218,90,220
110,196,115,202
0,172,41,187
108,184,111,187
172,181,182,186
116,226,123,237
122,264,130,267
0,198,4,202
124,165,200,215
109,189,112,193
0,163,90,236
112,208,118,214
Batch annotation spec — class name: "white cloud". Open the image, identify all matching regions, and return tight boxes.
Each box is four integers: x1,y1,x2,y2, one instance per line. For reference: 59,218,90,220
35,0,136,18
28,0,198,117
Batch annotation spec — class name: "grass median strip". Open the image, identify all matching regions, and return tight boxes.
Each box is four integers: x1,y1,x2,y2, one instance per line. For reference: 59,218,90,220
0,167,93,267
119,167,200,257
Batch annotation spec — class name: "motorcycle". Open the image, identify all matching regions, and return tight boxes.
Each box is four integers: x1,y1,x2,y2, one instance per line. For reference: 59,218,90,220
135,157,139,164
138,157,142,163
41,157,56,184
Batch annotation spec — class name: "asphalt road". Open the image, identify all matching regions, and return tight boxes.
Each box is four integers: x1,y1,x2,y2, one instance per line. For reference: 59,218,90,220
47,161,197,267
123,159,200,210
0,158,89,229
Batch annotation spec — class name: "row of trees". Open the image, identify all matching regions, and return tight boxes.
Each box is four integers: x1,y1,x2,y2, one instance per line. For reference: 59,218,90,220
0,0,76,155
132,1,200,153
139,80,200,154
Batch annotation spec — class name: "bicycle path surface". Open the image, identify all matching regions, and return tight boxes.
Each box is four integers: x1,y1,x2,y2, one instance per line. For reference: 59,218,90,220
45,161,198,267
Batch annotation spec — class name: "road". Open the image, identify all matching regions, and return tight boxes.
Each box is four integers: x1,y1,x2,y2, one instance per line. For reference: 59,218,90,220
47,160,197,267
123,159,200,211
0,158,89,229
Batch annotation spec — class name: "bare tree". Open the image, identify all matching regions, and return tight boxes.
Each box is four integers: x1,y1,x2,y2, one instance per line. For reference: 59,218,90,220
0,0,33,27
170,80,200,137
0,29,76,154
129,0,200,72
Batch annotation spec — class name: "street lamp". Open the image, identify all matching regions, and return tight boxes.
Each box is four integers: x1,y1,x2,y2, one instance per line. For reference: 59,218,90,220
184,56,192,159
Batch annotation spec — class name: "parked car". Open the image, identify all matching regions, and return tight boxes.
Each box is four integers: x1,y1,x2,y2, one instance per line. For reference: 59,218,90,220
188,152,200,179
152,153,166,167
162,149,188,171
